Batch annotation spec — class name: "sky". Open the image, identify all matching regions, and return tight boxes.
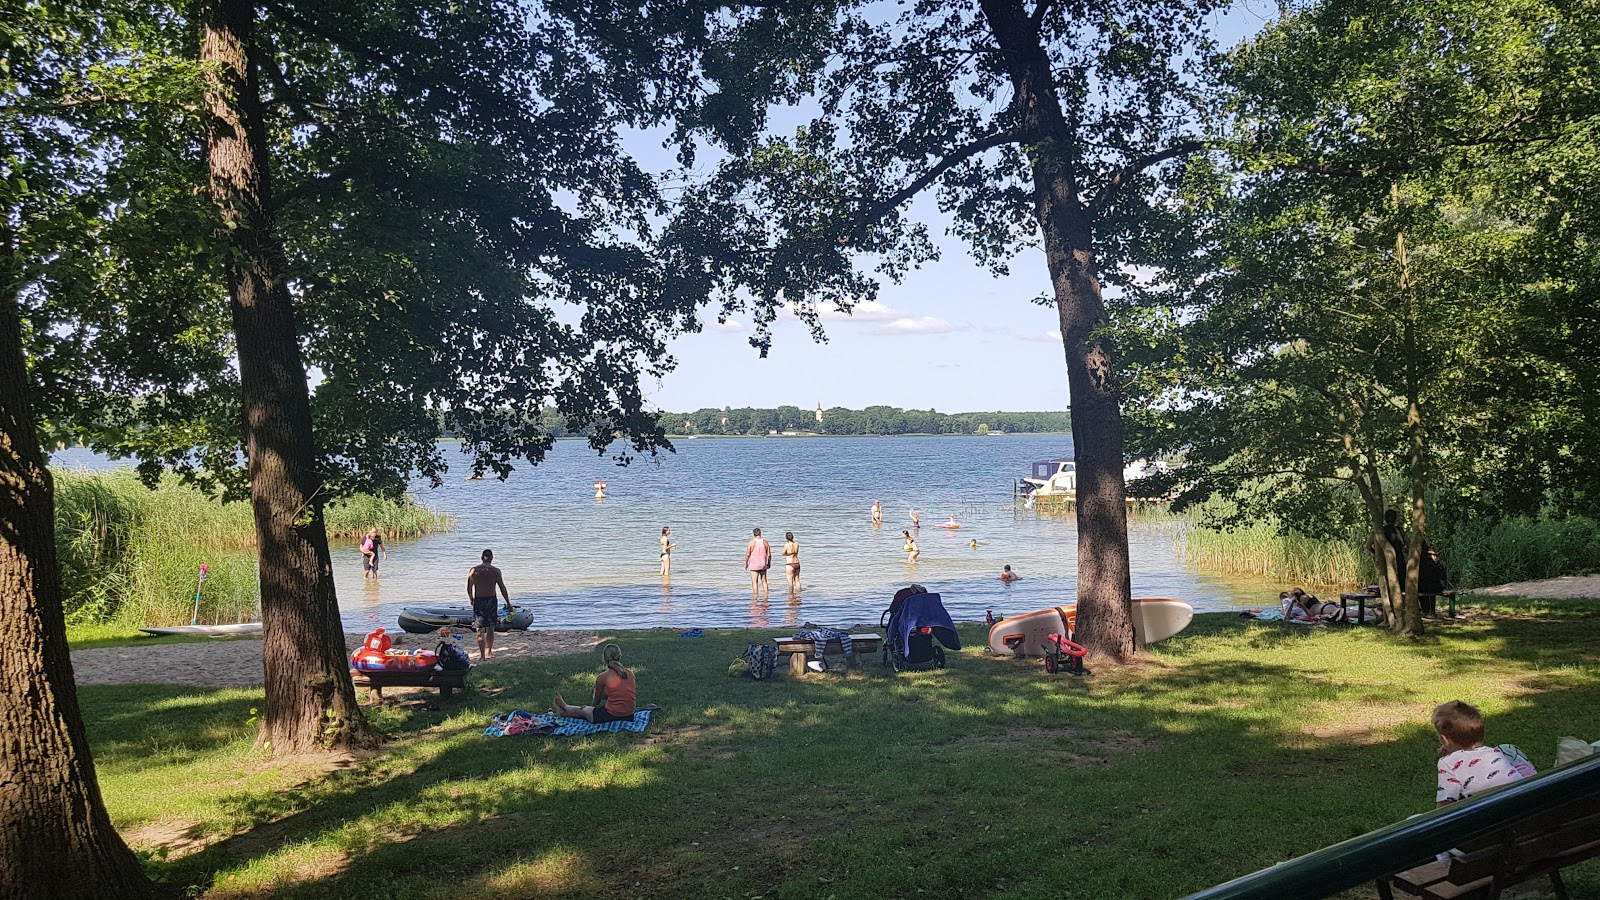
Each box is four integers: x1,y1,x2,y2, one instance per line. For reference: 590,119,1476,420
641,0,1280,415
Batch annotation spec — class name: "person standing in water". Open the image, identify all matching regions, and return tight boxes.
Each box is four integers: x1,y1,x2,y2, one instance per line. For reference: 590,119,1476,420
745,527,771,601
902,530,919,562
467,549,510,661
360,527,387,580
909,507,920,529
782,531,801,595
659,526,677,578
871,499,882,527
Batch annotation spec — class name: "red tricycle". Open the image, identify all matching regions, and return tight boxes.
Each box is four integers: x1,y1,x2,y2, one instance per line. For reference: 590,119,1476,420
1043,632,1087,676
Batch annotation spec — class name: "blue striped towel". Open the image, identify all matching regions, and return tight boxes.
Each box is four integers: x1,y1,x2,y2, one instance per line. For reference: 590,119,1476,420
551,708,653,736
486,709,652,737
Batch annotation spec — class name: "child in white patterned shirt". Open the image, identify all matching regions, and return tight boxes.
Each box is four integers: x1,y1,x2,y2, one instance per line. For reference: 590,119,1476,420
1433,700,1535,807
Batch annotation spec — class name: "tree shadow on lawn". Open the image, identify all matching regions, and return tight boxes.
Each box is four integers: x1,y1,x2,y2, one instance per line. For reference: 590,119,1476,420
80,684,261,767
1417,613,1600,675
121,624,1600,900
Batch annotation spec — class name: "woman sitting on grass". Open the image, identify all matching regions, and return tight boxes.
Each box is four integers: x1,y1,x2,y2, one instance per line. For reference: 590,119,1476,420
554,643,637,723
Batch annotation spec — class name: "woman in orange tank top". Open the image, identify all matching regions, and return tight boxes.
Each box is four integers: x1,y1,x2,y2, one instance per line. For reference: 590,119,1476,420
553,644,637,723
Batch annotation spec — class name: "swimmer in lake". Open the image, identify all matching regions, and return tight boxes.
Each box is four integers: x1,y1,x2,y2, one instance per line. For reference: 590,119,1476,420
903,530,919,562
969,538,979,549
871,499,882,527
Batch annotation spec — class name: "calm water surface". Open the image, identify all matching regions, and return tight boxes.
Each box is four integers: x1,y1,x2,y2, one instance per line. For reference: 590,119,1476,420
57,435,1279,630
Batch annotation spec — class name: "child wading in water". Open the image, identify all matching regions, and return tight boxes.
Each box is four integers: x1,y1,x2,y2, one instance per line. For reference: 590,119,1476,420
554,644,638,724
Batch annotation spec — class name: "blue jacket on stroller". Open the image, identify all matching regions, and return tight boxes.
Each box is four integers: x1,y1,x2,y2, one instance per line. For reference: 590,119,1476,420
881,585,961,672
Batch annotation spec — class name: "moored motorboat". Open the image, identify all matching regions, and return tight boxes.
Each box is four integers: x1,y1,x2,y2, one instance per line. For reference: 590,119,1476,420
398,605,536,634
987,598,1194,656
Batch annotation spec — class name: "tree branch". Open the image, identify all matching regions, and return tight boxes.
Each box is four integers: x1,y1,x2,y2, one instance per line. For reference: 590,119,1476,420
1088,140,1203,216
842,128,1025,243
1029,0,1055,30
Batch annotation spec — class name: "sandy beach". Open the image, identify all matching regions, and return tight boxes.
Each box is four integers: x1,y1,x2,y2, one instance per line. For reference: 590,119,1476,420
71,574,1600,690
70,629,606,689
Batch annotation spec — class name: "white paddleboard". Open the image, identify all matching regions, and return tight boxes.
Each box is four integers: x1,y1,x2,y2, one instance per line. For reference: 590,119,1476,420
987,607,1072,657
139,623,262,637
987,598,1193,657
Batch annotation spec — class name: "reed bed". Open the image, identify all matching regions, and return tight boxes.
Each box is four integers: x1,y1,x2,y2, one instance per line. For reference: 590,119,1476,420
1180,507,1600,590
53,468,453,625
1178,512,1371,588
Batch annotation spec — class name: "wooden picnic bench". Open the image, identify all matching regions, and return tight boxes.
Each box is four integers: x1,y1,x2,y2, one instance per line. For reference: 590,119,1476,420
772,633,882,676
1339,590,1459,625
1377,791,1600,900
350,666,469,702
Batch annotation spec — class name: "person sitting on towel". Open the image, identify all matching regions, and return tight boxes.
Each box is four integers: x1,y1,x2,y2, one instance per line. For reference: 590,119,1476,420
554,643,637,724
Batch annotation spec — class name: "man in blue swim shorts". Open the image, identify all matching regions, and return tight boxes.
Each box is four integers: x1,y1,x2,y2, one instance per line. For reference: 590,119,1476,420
467,549,510,661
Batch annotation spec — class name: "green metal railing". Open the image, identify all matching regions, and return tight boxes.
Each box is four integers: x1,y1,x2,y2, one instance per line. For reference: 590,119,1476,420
1181,752,1600,900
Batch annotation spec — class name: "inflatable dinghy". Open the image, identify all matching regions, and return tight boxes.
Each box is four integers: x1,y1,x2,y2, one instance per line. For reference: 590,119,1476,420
397,605,535,634
139,622,262,637
988,598,1194,656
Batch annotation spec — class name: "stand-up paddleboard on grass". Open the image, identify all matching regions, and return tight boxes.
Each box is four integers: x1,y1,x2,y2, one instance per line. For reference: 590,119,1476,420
139,563,264,636
988,598,1194,657
139,622,263,636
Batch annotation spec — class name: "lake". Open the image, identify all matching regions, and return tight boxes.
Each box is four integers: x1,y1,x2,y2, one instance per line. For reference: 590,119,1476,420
56,435,1278,630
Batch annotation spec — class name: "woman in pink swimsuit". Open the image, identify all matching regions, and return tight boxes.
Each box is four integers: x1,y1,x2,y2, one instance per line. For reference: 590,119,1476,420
745,527,771,601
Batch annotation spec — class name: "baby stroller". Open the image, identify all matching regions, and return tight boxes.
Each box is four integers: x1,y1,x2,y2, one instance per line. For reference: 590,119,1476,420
880,584,961,672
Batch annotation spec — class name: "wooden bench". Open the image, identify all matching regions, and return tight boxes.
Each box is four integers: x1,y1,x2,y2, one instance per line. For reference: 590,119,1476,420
772,633,882,676
1378,793,1600,900
350,667,469,702
1339,590,1459,624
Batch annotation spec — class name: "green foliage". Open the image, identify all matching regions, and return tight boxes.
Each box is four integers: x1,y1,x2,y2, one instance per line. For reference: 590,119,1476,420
80,614,1600,897
15,1,717,500
52,468,451,624
658,1,1225,351
1117,0,1600,561
1441,516,1600,588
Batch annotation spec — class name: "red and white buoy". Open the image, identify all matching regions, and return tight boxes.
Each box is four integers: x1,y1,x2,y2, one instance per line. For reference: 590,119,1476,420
594,480,607,500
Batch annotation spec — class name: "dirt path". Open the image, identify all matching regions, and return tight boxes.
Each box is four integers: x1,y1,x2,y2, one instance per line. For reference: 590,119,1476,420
71,630,605,688
1469,574,1600,600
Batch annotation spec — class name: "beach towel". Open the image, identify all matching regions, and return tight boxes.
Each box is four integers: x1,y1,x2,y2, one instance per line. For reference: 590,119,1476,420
485,709,653,737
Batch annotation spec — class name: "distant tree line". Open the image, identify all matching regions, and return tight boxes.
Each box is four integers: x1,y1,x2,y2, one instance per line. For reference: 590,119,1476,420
654,406,1070,436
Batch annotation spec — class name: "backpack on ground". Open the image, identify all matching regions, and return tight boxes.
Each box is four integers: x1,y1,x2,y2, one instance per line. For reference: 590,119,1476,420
739,644,778,680
437,640,471,671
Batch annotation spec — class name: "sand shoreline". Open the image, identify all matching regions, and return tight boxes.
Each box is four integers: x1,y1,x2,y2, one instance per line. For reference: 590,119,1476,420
70,629,608,689
72,575,1600,689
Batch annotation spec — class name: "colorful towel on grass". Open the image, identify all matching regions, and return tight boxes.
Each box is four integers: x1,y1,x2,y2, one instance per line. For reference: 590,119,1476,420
485,708,653,737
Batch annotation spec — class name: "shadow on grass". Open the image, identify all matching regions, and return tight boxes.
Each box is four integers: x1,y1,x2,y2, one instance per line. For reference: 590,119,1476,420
88,615,1600,900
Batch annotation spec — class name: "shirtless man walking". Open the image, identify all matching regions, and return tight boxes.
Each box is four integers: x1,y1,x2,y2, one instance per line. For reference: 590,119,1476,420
467,549,510,661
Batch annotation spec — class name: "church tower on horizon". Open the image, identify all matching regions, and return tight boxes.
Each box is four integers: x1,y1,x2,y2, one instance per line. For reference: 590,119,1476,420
815,403,824,424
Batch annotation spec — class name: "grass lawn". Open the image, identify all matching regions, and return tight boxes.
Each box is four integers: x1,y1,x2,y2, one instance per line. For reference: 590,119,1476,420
83,600,1600,899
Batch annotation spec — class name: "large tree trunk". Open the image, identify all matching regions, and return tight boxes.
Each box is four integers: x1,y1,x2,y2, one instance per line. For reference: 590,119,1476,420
198,0,377,753
980,0,1136,659
0,226,154,897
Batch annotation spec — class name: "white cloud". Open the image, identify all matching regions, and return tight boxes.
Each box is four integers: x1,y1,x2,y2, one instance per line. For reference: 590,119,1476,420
819,299,904,322
704,318,747,333
873,316,956,336
1020,330,1062,343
